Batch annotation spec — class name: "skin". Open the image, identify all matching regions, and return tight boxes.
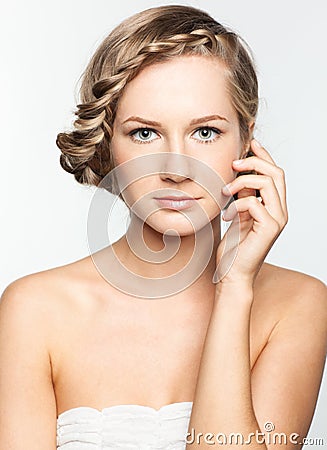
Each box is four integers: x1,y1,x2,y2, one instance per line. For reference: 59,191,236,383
0,55,326,449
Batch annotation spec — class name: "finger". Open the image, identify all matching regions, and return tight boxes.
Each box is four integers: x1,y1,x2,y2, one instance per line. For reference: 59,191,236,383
232,156,287,214
249,139,276,165
222,196,280,235
222,174,284,225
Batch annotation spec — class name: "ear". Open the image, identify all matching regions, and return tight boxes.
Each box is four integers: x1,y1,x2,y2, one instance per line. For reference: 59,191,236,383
248,121,255,135
240,121,255,159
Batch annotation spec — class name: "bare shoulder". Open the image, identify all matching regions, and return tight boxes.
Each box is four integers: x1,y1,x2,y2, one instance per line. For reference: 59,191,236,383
256,262,327,327
0,270,57,320
259,262,326,299
0,254,101,340
1,254,95,308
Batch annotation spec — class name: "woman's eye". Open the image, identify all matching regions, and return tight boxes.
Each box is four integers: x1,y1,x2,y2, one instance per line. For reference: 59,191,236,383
129,128,158,143
192,127,221,143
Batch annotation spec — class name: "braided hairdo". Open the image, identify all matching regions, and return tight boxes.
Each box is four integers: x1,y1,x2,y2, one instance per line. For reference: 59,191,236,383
56,5,258,188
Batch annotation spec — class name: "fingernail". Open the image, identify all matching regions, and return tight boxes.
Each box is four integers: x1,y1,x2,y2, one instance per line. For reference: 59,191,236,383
253,139,262,148
233,159,243,165
212,269,219,284
222,183,232,193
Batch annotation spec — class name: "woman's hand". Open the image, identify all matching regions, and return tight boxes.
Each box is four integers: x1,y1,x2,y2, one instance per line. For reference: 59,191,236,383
215,139,288,287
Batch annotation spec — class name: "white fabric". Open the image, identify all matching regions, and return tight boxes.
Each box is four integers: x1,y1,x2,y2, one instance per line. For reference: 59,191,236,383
56,401,193,449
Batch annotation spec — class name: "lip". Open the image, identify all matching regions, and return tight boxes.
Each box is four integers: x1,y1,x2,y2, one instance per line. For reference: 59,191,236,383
154,196,200,210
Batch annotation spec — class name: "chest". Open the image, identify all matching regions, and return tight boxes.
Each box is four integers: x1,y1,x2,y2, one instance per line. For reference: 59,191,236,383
51,288,272,415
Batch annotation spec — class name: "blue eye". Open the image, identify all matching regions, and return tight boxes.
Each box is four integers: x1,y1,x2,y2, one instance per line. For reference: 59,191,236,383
129,128,158,143
192,127,221,143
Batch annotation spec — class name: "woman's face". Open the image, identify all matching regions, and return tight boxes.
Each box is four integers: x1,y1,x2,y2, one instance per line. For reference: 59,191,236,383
111,55,251,235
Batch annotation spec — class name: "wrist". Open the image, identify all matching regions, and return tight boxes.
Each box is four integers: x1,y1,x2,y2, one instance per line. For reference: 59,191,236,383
215,280,254,303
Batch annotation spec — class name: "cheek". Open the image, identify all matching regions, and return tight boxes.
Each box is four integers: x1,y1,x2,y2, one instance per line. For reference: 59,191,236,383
121,178,156,211
202,145,241,185
217,154,237,181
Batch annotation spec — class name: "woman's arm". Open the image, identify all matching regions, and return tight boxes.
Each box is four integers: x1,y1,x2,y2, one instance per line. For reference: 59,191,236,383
186,281,264,449
250,275,327,448
186,277,327,450
186,139,327,449
0,277,57,449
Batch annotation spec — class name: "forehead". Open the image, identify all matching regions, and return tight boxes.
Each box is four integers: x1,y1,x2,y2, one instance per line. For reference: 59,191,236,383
115,55,237,123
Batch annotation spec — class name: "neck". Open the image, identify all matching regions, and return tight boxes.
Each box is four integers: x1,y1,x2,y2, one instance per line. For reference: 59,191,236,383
115,211,221,285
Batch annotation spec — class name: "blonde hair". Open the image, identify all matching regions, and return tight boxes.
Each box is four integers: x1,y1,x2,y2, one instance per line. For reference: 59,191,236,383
56,5,258,187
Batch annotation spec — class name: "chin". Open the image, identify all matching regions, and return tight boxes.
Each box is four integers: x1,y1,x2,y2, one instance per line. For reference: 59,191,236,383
145,209,215,237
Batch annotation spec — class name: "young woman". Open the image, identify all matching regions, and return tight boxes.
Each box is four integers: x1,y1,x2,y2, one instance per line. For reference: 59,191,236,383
0,5,326,449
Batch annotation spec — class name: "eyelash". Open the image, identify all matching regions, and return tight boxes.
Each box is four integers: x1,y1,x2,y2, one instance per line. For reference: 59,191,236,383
129,128,157,144
193,127,222,144
128,126,222,144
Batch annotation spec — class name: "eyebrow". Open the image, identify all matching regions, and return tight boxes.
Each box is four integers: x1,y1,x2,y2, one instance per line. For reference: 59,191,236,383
122,114,229,126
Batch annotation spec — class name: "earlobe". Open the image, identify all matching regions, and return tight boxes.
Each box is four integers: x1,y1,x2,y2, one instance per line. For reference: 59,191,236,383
248,121,255,135
240,145,251,159
245,122,255,157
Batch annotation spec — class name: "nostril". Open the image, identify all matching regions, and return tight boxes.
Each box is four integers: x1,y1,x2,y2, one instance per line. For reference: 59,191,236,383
160,172,190,183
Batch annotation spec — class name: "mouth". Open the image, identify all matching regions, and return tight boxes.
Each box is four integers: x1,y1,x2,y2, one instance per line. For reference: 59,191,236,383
153,196,201,210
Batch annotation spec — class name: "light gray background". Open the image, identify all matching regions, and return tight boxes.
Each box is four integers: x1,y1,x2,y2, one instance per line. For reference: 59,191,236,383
1,0,326,445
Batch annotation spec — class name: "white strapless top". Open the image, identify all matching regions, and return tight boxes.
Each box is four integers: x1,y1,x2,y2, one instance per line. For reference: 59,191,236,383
56,401,193,450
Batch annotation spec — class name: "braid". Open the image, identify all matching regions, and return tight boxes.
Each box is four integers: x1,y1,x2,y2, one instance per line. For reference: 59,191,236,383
56,73,128,186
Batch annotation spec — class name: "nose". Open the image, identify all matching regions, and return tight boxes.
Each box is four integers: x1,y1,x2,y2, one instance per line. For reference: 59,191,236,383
159,152,193,184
